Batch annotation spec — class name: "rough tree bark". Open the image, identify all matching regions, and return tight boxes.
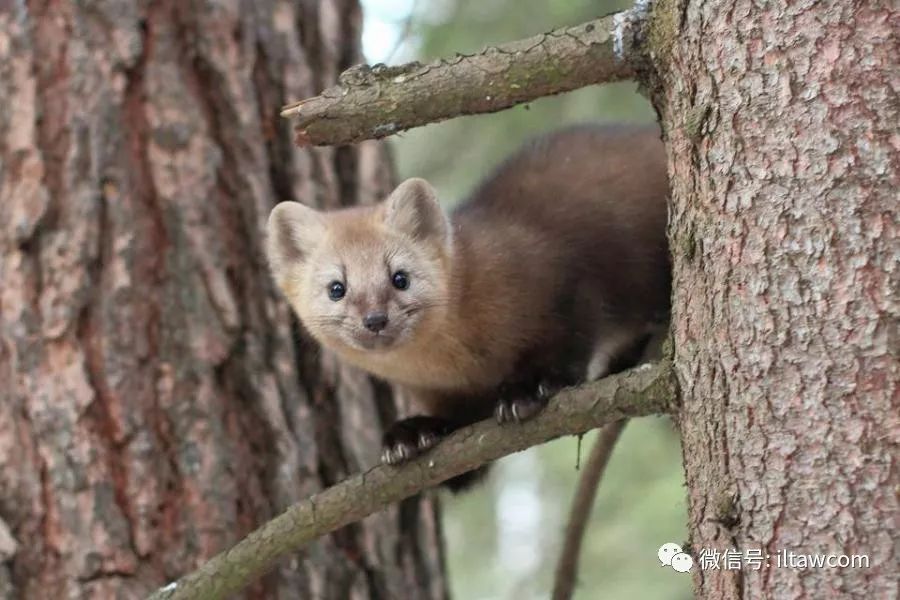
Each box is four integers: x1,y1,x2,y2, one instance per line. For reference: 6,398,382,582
648,0,897,598
0,1,446,598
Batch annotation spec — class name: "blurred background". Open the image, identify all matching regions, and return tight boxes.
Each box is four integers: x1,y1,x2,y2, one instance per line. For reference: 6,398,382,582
361,1,690,599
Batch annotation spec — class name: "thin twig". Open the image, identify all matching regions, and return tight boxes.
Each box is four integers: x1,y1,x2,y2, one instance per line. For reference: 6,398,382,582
147,362,676,600
551,420,628,600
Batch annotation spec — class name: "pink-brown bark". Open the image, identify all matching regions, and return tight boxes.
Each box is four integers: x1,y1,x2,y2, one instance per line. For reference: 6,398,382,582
0,1,445,598
650,0,898,597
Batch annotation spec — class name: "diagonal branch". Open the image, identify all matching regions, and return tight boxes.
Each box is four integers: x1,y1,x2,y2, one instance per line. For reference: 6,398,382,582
281,7,651,147
147,361,677,600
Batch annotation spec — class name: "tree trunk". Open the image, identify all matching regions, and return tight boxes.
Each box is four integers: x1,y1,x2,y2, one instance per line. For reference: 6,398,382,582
648,0,897,597
0,1,446,598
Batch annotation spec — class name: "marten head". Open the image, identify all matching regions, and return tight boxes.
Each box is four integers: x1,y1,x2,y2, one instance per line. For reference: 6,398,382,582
266,178,452,354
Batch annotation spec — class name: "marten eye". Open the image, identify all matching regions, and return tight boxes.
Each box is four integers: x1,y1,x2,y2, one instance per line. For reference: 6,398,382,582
391,270,410,290
327,281,345,301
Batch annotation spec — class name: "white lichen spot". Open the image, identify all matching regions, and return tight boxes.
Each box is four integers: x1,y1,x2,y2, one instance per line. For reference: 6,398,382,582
613,0,652,60
0,518,18,561
428,460,435,468
161,582,178,593
393,75,407,83
486,95,492,101
612,12,626,58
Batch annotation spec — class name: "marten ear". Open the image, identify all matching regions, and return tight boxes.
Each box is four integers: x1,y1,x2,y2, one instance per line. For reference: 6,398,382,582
383,178,451,248
266,201,325,283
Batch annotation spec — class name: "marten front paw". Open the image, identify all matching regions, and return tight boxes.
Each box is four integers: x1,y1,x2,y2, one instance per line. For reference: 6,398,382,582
381,416,455,466
495,382,552,424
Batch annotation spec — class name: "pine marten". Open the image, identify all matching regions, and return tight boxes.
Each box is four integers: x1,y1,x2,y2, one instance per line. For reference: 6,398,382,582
266,124,670,474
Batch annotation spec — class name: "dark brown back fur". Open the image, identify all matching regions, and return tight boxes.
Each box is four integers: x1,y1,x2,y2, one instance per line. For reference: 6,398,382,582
445,124,670,399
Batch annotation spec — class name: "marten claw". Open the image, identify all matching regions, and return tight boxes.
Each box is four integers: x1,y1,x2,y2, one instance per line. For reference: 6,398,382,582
417,431,439,450
382,444,415,466
495,401,512,423
381,416,454,466
495,395,548,424
381,436,434,466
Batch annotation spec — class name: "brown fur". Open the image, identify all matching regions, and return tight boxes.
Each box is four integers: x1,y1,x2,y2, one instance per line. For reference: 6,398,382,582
267,124,670,429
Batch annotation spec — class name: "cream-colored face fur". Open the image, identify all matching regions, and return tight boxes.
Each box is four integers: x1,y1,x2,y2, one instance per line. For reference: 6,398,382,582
267,178,452,354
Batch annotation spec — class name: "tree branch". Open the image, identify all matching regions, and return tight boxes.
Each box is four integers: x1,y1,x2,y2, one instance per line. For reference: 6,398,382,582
147,361,675,600
280,7,651,146
551,420,628,600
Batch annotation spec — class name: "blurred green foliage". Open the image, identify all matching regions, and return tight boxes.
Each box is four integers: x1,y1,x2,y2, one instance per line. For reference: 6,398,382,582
442,421,690,600
381,1,690,598
392,0,656,204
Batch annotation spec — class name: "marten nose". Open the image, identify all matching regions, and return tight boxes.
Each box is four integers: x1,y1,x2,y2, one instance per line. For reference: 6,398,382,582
362,312,388,333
